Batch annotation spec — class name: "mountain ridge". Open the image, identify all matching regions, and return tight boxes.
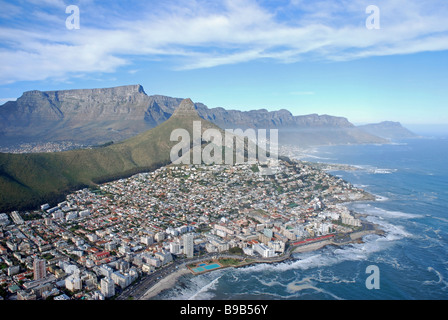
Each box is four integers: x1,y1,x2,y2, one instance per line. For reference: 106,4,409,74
0,84,388,147
0,98,222,212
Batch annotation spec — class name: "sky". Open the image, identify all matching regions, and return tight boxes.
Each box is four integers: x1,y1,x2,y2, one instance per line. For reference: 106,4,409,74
0,0,447,130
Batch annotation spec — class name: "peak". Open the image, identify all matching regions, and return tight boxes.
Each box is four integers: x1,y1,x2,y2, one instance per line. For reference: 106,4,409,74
172,98,199,117
180,98,194,108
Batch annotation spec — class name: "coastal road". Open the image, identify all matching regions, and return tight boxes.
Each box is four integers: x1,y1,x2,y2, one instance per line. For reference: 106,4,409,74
117,260,184,300
116,253,220,300
116,227,379,300
118,243,327,300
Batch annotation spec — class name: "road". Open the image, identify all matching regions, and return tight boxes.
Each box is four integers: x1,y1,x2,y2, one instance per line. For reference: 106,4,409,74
116,253,223,300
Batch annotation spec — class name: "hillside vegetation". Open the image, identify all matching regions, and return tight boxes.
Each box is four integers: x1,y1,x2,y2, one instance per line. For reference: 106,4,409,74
0,99,218,212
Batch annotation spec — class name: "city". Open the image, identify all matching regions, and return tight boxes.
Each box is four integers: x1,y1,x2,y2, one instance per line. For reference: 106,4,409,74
0,157,377,300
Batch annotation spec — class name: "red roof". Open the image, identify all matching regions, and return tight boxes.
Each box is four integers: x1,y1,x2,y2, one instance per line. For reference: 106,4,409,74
93,251,110,260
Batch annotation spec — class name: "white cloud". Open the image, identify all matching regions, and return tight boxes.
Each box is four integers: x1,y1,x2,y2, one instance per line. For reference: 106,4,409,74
0,97,17,105
24,0,67,9
0,0,447,84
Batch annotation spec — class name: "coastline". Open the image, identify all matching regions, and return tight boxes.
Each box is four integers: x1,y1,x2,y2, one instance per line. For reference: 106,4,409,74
140,266,191,300
121,139,441,301
291,228,383,254
134,162,384,300
138,223,384,300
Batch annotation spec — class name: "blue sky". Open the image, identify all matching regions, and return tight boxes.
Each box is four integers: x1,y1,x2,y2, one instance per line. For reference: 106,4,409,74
0,0,447,129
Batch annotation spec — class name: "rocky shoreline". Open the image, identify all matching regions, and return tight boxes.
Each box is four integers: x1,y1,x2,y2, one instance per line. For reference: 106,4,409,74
140,220,384,300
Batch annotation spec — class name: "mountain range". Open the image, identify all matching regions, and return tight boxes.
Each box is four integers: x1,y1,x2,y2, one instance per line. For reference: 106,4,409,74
0,85,419,212
0,84,415,148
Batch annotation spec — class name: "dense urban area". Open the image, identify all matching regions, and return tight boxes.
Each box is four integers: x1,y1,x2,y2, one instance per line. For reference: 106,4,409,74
0,158,375,300
0,141,89,154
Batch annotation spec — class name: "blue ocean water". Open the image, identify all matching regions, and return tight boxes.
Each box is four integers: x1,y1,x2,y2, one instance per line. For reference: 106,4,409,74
154,137,448,300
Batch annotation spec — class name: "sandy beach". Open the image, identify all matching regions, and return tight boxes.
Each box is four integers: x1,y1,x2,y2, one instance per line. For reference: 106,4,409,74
140,267,191,300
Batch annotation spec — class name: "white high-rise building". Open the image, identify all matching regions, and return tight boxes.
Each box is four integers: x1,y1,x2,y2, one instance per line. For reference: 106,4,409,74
65,274,82,292
183,233,194,258
100,277,115,298
169,242,181,254
33,258,46,280
253,243,275,258
141,235,153,246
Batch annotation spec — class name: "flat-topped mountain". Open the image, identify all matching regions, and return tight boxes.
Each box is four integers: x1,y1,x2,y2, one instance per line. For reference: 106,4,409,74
0,85,386,148
0,85,173,146
358,121,418,140
0,98,223,212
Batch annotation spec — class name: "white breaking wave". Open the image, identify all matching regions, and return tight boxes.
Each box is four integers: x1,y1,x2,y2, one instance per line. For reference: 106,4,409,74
165,272,223,300
373,168,397,174
345,164,398,175
354,184,371,188
376,195,389,202
188,275,222,300
433,216,448,224
351,203,423,219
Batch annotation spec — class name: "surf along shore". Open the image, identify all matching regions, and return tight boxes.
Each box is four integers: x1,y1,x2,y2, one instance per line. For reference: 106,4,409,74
120,161,385,300
136,220,384,300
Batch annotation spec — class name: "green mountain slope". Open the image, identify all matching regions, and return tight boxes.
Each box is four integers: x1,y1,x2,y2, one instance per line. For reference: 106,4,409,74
0,98,220,212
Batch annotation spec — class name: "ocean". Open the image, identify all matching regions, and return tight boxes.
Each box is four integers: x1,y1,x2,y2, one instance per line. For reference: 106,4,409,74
152,137,448,300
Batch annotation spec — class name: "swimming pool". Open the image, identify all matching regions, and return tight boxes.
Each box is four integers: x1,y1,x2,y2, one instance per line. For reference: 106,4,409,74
191,263,221,273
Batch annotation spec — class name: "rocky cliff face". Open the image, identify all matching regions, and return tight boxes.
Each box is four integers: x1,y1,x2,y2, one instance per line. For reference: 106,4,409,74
0,84,386,147
196,106,354,129
5,84,149,122
0,85,163,145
